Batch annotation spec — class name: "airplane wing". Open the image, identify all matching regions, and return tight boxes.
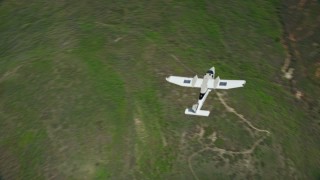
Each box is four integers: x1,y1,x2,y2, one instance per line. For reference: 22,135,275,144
214,76,246,89
166,75,203,88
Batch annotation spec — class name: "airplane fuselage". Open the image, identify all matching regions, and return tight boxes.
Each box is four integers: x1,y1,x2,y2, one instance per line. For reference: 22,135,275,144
191,67,216,114
199,67,215,100
166,66,245,116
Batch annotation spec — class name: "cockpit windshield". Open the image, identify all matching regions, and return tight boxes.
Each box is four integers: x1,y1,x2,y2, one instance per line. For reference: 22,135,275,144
207,70,214,75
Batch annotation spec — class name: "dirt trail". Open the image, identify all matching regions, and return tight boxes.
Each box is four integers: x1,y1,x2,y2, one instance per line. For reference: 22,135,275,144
188,92,270,180
171,54,272,180
280,37,295,80
216,92,270,135
0,65,23,83
167,54,271,179
278,0,320,101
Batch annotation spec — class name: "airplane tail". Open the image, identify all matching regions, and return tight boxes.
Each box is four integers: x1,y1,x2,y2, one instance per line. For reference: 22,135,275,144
191,103,198,112
185,103,210,116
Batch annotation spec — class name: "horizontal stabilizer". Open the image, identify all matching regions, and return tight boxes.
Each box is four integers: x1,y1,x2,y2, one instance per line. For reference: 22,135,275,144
185,108,210,116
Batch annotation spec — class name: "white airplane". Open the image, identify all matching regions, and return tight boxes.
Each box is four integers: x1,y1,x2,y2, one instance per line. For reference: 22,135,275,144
166,66,246,116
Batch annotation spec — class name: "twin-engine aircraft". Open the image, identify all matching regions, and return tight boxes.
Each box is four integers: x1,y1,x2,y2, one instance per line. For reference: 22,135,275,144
166,67,246,116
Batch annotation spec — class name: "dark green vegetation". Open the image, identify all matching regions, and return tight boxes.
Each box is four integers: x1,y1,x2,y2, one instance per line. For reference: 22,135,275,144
0,0,319,179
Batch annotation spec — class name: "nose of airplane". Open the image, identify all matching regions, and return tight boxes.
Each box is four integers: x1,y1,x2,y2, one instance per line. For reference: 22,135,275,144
210,67,216,74
206,67,215,77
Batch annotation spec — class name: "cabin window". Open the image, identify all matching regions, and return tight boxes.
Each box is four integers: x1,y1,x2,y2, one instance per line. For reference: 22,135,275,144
207,70,214,74
219,82,227,86
184,80,191,84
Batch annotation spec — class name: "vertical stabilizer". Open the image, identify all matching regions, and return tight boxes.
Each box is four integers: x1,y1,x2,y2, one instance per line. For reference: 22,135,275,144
214,76,220,88
192,103,198,112
191,75,198,87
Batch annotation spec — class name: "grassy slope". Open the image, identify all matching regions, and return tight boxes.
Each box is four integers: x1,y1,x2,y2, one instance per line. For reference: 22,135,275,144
0,0,319,179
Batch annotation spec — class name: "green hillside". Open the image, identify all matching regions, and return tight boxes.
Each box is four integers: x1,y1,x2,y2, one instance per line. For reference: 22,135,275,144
0,0,319,179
